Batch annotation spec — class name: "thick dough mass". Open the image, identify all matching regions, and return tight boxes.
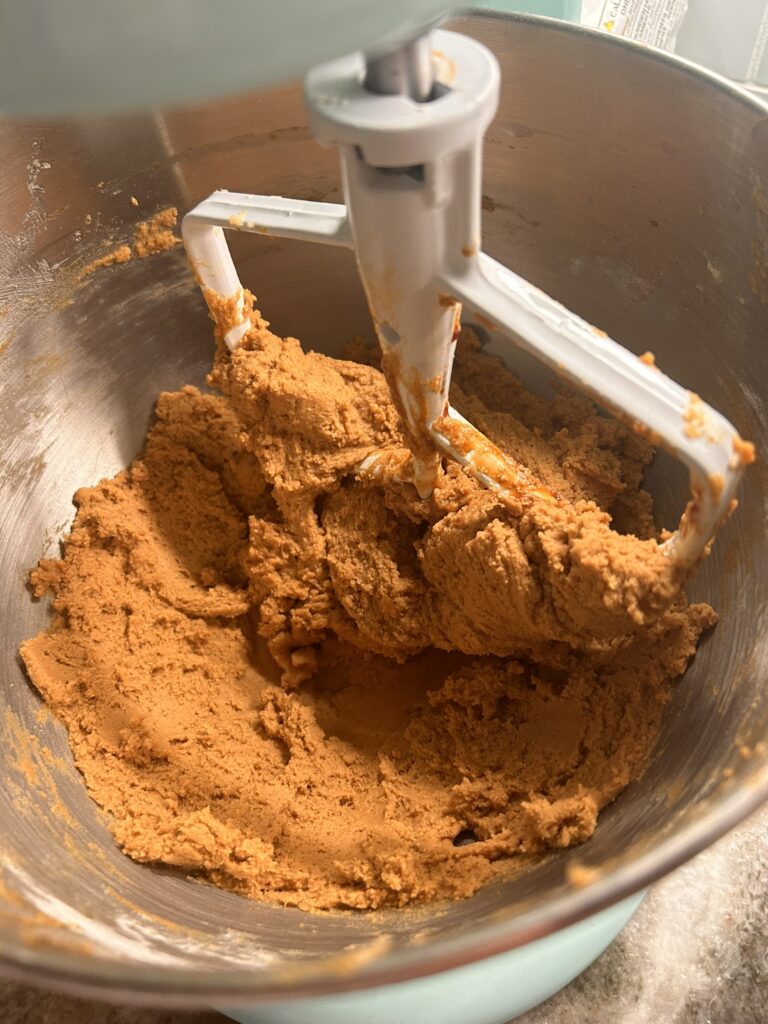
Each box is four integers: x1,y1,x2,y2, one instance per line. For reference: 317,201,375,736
21,306,715,910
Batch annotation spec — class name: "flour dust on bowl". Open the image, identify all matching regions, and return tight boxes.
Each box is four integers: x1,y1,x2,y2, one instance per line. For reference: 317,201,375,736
1,14,767,1024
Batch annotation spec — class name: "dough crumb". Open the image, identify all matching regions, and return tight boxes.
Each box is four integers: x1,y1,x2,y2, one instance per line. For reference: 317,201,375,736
566,862,601,888
133,207,181,258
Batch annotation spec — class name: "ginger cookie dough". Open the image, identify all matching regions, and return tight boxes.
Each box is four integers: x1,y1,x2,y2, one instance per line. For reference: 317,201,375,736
21,302,716,911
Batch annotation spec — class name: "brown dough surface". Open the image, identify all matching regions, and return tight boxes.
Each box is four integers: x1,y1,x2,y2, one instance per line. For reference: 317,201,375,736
21,305,716,911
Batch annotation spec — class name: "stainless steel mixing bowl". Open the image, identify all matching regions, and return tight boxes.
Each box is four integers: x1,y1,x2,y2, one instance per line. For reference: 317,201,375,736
1,12,767,1014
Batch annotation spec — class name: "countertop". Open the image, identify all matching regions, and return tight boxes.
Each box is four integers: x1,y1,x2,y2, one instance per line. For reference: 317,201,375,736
2,804,767,1024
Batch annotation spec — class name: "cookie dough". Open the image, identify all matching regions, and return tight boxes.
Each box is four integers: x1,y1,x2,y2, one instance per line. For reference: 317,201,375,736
21,302,716,911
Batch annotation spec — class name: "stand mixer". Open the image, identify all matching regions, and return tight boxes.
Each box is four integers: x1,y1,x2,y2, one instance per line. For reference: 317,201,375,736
1,9,766,1024
183,26,751,568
